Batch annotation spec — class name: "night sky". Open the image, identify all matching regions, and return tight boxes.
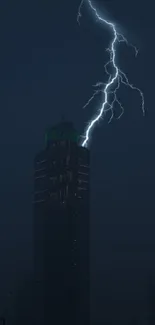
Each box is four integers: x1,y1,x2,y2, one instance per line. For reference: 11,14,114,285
0,0,154,323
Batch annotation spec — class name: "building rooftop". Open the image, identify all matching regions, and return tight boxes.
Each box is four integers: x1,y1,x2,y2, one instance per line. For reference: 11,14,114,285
45,121,79,145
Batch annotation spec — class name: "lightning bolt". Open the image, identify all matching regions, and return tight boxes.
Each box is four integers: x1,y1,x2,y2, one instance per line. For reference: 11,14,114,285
77,0,145,148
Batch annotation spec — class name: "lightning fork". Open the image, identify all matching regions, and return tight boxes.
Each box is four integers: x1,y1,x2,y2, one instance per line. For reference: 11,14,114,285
77,0,145,147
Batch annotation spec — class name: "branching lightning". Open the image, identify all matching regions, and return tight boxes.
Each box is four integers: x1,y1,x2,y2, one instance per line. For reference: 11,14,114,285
77,0,145,148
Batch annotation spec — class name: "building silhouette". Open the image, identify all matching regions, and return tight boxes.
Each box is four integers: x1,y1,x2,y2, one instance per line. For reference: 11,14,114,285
33,121,90,324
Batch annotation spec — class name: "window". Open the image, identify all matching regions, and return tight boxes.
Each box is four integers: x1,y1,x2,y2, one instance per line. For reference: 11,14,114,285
35,168,46,172
80,164,89,168
78,171,88,176
78,179,88,183
35,174,46,179
36,159,46,164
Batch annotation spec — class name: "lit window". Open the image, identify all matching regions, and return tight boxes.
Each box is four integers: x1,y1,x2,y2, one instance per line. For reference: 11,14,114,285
78,171,88,176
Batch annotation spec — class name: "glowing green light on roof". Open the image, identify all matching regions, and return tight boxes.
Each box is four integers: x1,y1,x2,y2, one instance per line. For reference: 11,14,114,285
45,122,79,144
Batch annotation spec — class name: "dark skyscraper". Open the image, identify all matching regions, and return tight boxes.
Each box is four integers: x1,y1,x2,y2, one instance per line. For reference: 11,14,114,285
33,121,90,325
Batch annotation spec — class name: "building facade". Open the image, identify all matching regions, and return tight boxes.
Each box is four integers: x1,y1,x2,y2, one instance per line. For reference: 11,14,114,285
34,122,90,325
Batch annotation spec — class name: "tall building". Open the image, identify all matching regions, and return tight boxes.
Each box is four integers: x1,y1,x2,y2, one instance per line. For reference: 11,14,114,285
33,121,90,325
